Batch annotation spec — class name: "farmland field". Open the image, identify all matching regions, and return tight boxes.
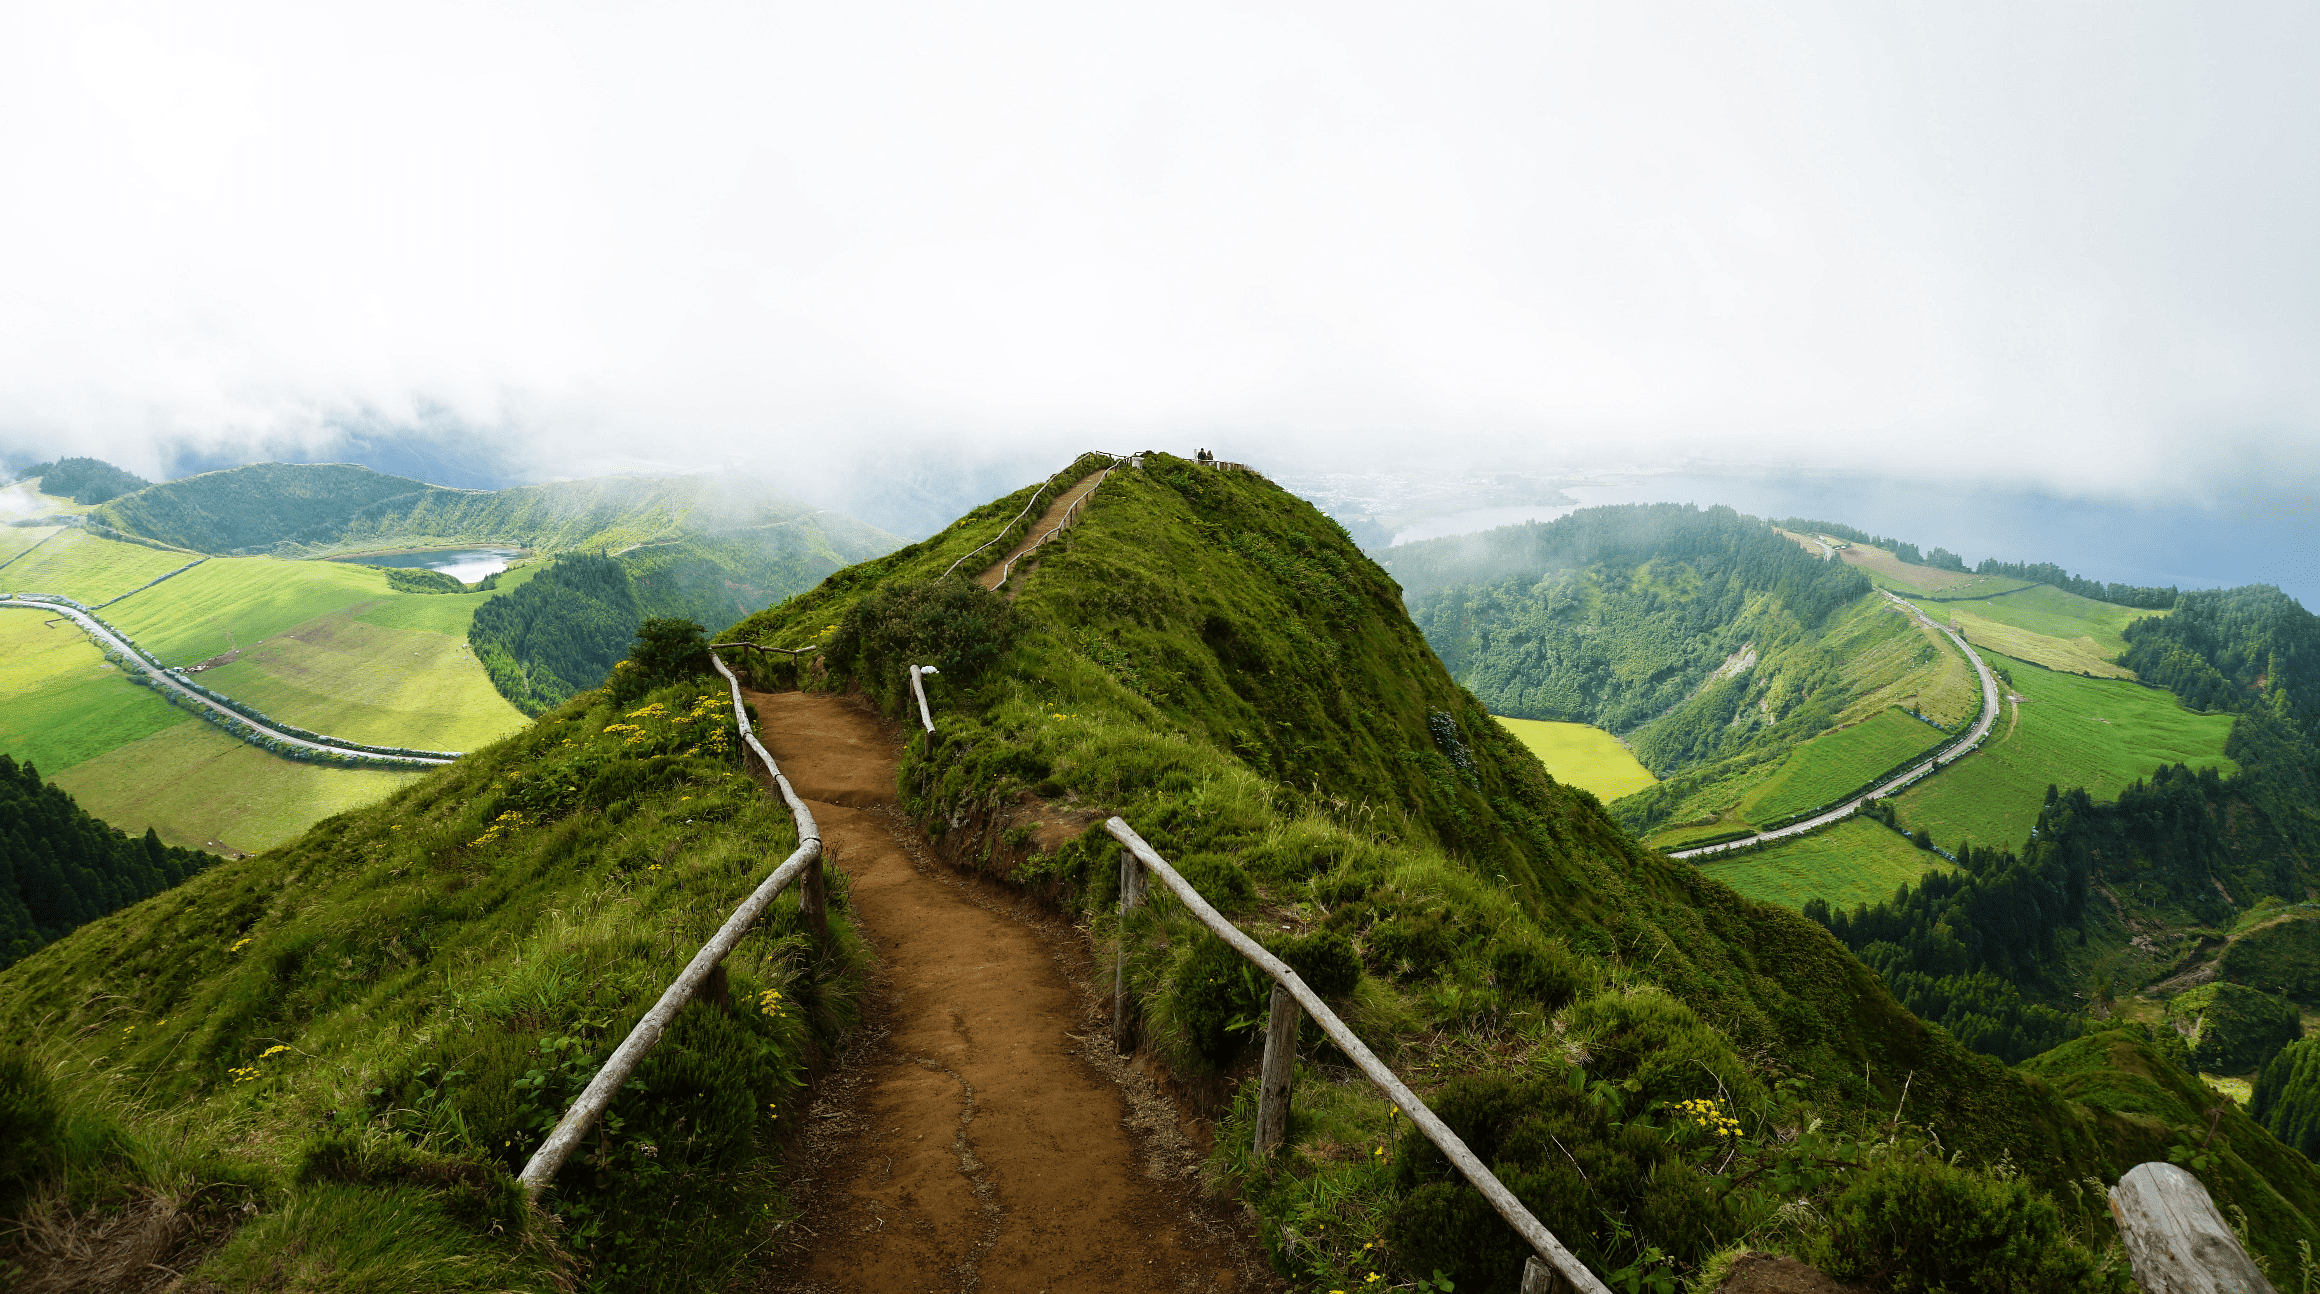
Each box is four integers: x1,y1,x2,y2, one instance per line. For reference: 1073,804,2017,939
0,525,64,566
0,530,196,605
105,555,399,663
1836,542,2032,599
1894,653,2237,854
49,720,424,853
1901,585,2154,679
1695,817,1947,912
1738,707,1950,823
0,608,192,773
1495,716,1657,801
199,613,524,751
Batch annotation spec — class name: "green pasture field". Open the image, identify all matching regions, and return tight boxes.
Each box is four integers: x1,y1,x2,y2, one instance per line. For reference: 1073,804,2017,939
1901,585,2155,680
354,560,544,635
105,554,398,663
0,482,102,519
1695,817,1947,912
0,608,193,774
1494,715,1657,801
1894,653,2237,855
0,525,64,567
48,720,424,853
199,614,525,752
1831,598,1981,729
0,529,195,605
1836,542,2033,599
1738,707,1949,823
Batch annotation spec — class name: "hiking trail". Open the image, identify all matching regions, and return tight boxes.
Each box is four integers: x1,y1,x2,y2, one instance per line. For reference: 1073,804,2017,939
977,473,1105,592
742,688,1274,1294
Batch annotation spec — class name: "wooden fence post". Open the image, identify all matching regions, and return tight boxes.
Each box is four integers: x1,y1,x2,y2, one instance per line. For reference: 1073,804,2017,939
1254,982,1298,1158
799,852,830,946
1522,1255,1573,1293
1114,847,1146,1053
2109,1161,2277,1294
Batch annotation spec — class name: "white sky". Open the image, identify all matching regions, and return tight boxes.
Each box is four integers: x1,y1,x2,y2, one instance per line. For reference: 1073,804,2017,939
3,2,2318,506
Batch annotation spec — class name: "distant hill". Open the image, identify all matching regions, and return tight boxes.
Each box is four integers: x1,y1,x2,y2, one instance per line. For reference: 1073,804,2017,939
14,457,151,506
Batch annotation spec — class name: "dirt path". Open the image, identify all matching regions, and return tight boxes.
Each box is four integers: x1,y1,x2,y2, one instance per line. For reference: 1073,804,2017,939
977,473,1105,591
743,689,1270,1294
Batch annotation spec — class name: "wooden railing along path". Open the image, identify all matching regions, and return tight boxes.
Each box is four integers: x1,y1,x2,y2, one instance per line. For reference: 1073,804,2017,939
517,648,830,1196
910,666,1610,1294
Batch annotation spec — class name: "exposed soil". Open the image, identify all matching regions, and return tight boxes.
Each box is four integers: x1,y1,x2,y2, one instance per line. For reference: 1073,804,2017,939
1712,1253,1869,1294
741,689,1277,1294
977,473,1106,592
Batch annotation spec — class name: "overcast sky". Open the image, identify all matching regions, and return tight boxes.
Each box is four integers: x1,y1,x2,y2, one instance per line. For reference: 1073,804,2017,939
4,2,2318,511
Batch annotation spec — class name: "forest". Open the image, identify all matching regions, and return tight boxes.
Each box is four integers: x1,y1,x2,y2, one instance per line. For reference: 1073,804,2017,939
0,754,210,967
13,457,151,505
466,552,644,715
1970,558,2179,609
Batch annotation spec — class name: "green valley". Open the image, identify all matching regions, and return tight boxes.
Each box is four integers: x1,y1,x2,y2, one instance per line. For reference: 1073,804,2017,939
1491,716,1656,801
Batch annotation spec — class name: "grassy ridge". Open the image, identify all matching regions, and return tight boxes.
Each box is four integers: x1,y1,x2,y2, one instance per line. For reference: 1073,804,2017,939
0,678,853,1289
1492,716,1656,801
1696,817,1945,912
1837,541,2032,599
1738,708,1949,823
1895,654,2237,854
0,530,195,605
722,455,2320,1281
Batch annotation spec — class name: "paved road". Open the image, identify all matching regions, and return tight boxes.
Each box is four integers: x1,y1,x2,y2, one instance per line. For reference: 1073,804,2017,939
1670,590,2000,860
0,597,457,767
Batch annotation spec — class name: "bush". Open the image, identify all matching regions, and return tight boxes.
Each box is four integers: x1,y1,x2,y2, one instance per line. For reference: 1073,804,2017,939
1177,853,1255,913
829,575,1015,694
1490,940,1585,1011
1279,929,1361,999
1805,1157,2118,1292
1170,935,1271,1070
610,617,715,705
1367,912,1457,980
2173,982,2303,1075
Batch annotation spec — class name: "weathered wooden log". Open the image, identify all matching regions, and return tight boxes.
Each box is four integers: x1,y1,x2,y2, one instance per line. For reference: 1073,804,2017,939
1254,983,1298,1158
799,852,830,946
1523,1256,1574,1294
1114,846,1148,1054
2109,1162,2275,1294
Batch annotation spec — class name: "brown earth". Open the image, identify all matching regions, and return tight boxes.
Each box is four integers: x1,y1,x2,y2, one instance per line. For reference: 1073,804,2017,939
978,472,1107,592
1713,1252,1869,1294
742,689,1276,1294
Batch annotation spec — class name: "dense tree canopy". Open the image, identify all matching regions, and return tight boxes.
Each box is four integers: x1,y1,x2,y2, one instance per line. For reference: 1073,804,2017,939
16,457,151,505
0,754,209,967
467,553,642,715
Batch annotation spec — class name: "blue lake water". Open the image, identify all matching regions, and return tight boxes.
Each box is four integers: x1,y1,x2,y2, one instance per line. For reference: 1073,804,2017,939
1391,474,2320,612
332,548,521,584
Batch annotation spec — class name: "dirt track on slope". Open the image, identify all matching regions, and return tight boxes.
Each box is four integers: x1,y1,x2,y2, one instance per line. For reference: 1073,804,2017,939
742,689,1274,1294
977,473,1104,592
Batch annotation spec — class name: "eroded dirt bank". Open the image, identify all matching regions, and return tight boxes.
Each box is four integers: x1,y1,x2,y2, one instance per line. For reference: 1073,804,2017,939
742,689,1274,1294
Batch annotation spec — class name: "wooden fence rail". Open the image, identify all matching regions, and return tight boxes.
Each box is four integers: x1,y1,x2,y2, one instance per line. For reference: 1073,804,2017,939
517,649,826,1197
991,459,1121,589
910,666,1606,1293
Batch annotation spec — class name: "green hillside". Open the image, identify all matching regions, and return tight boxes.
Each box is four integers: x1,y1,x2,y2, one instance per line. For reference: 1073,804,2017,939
0,753,210,966
720,456,2320,1282
10,459,2320,1288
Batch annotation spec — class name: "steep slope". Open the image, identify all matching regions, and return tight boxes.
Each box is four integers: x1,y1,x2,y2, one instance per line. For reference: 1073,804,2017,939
724,454,2320,1283
0,753,211,967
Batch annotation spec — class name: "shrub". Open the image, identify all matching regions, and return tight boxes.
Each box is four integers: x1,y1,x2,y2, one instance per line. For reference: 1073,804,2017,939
611,617,715,705
1367,912,1457,980
1279,929,1361,999
1490,940,1585,1011
1804,1157,2119,1293
828,575,1015,694
1170,935,1271,1070
1178,853,1255,913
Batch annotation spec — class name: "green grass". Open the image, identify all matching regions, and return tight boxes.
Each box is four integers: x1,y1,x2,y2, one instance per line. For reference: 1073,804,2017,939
1738,708,1949,823
1894,653,2238,855
0,678,856,1289
0,608,194,775
0,530,196,605
47,721,426,853
354,561,545,635
1492,716,1656,801
197,616,524,752
0,525,64,566
105,554,397,663
1695,817,1947,912
1901,585,2154,679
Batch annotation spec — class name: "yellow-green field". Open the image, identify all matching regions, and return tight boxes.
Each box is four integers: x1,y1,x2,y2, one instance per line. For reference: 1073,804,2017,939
1696,817,1948,912
197,613,524,751
0,609,192,772
1837,543,2032,599
1901,584,2155,680
1738,707,1949,823
0,529,192,605
0,525,64,566
1895,653,2237,854
1494,716,1657,801
47,721,425,853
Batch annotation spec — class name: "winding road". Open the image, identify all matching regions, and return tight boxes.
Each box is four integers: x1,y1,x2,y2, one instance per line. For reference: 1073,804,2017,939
0,596,457,767
1669,590,2001,860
